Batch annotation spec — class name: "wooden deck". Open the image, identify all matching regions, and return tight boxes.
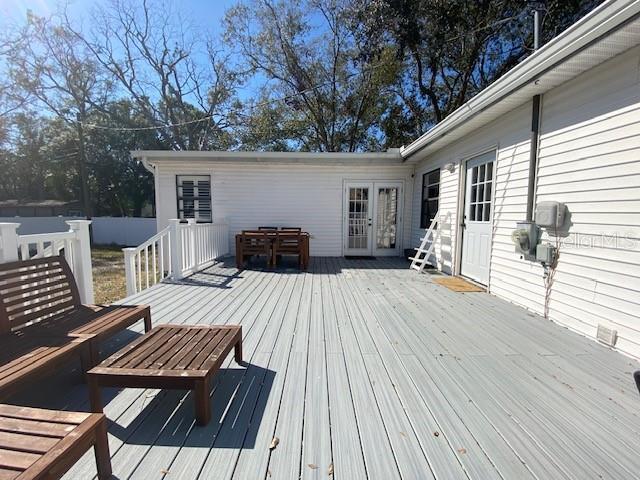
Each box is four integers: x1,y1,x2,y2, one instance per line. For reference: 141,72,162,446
9,257,640,480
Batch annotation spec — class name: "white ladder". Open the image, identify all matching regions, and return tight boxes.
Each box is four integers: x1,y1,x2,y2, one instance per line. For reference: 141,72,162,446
409,211,440,272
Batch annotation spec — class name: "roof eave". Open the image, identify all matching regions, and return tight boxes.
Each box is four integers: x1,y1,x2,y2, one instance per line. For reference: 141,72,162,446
401,0,640,163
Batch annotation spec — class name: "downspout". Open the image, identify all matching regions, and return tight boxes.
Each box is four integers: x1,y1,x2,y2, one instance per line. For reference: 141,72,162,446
138,156,158,219
526,94,542,221
525,4,544,222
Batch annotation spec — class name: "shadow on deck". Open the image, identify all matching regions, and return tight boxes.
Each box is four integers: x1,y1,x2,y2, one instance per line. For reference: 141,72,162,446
5,256,640,480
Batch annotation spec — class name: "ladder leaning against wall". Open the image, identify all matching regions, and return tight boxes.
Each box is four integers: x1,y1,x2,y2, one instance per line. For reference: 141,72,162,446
409,210,441,272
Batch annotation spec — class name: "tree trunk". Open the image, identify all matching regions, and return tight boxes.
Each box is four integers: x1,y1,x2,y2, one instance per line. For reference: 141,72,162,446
75,112,93,218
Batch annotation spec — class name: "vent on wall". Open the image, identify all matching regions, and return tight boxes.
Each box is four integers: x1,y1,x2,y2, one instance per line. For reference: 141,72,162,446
597,324,618,347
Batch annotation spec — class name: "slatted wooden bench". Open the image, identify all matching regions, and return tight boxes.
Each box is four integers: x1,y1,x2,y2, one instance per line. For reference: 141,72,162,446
0,255,151,399
0,404,111,480
87,324,243,425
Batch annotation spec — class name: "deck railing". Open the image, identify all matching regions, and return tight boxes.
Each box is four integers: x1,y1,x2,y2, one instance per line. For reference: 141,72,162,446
122,226,172,296
0,220,94,303
123,218,229,296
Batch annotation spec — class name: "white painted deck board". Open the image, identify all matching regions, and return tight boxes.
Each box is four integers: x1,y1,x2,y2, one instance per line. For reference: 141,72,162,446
7,256,637,480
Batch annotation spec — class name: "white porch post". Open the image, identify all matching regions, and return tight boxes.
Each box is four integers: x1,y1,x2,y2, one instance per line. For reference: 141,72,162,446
0,223,20,262
222,219,230,256
123,247,138,296
187,218,197,271
169,219,184,280
66,220,94,304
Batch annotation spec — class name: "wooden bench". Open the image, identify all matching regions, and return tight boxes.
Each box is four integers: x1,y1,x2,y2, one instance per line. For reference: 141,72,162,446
0,404,111,479
0,255,151,399
87,324,243,425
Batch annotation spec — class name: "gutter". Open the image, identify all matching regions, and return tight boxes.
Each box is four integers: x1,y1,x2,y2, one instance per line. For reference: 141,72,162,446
400,0,640,161
139,156,155,174
130,149,405,167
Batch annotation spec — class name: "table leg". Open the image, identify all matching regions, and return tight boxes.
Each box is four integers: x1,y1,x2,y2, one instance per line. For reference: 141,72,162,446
143,309,152,332
94,416,112,480
80,342,99,371
235,235,242,269
195,379,211,426
234,338,243,364
88,375,103,413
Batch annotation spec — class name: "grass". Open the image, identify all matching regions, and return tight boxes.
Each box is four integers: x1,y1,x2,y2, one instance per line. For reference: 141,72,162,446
92,245,126,304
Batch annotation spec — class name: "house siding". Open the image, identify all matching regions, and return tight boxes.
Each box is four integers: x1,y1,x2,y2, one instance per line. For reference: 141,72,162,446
154,163,413,257
410,45,640,358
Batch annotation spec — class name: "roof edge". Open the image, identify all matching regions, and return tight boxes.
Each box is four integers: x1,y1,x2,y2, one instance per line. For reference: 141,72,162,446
132,149,404,166
401,0,640,161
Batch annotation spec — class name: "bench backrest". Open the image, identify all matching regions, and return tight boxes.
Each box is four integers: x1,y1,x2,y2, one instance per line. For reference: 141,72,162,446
0,255,81,334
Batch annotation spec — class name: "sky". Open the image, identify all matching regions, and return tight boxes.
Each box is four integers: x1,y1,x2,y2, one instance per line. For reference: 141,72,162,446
0,0,240,28
0,0,265,102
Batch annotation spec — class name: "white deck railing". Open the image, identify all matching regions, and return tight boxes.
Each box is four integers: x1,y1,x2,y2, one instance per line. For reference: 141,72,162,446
123,218,229,296
122,226,172,296
0,220,94,303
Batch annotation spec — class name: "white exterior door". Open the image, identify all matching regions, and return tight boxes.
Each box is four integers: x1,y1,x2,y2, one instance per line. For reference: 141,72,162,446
344,182,403,256
461,152,495,284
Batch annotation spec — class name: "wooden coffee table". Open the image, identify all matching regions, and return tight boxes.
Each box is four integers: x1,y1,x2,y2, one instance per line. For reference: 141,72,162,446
87,324,243,426
0,404,111,480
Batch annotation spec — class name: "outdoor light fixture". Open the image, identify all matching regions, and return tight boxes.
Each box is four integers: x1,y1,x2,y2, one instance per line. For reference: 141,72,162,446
444,162,456,173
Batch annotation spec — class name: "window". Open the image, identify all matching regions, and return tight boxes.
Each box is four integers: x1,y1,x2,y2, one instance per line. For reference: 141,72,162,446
467,161,493,222
176,175,211,222
420,169,440,228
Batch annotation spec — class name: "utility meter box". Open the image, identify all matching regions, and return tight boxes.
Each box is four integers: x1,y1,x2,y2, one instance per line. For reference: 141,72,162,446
512,221,539,258
535,201,566,229
536,243,557,265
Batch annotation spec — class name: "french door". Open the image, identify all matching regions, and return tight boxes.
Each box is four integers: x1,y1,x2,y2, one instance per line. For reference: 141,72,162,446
460,151,495,285
344,182,402,256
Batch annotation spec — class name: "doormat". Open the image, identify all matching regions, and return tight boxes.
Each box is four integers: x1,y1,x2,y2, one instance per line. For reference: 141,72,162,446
433,276,485,292
344,256,376,260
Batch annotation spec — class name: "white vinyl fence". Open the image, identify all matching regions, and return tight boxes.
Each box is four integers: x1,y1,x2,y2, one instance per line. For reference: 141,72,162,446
0,216,156,246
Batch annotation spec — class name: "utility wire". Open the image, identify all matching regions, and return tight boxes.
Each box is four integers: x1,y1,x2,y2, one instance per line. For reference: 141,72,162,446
77,14,523,133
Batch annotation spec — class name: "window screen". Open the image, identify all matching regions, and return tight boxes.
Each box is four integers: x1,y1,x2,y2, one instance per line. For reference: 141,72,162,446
420,169,440,228
176,175,211,222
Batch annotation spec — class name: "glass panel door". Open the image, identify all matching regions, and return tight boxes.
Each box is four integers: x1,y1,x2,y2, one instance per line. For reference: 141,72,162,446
345,184,372,255
373,182,402,256
375,187,398,249
344,181,403,257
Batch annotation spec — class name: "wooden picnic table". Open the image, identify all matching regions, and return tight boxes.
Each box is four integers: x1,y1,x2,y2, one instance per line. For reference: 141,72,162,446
87,324,242,426
235,230,310,270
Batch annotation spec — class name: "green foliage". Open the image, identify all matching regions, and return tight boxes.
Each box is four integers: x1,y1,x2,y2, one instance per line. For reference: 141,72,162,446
350,0,604,146
0,0,605,212
224,0,402,152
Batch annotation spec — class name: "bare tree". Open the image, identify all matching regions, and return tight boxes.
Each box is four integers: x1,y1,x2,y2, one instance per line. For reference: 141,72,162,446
224,0,399,152
76,0,240,151
7,12,114,216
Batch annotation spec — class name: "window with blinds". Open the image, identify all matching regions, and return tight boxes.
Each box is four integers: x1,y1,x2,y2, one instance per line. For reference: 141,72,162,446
176,175,212,222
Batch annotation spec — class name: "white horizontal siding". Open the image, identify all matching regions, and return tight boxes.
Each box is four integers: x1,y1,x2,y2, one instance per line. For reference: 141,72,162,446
155,163,413,257
535,44,640,357
410,44,640,358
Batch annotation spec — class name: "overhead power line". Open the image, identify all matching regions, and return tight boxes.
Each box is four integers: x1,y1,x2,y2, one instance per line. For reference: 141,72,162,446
77,14,523,133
